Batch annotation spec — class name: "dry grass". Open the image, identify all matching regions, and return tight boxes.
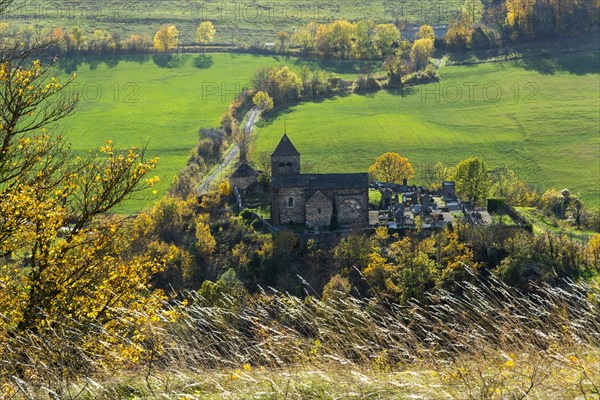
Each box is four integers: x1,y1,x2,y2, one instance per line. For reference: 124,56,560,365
3,273,599,399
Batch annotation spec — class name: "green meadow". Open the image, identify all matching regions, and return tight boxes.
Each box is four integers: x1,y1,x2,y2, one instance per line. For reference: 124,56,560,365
254,49,600,206
54,53,371,213
5,0,463,44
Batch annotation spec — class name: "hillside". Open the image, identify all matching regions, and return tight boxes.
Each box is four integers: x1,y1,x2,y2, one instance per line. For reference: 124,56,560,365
4,0,464,45
254,45,600,205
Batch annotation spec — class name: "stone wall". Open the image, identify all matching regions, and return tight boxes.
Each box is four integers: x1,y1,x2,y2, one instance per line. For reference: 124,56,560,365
334,189,369,226
229,175,257,190
276,187,305,225
305,191,333,230
271,155,300,176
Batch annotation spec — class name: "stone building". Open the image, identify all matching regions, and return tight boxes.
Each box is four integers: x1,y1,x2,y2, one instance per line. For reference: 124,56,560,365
229,162,259,195
270,134,369,230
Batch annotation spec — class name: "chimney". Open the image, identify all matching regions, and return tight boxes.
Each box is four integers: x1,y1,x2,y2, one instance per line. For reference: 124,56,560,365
402,178,408,186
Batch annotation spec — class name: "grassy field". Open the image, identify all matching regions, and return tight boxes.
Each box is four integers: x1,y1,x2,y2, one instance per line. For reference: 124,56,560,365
4,0,463,44
52,53,373,213
254,46,600,206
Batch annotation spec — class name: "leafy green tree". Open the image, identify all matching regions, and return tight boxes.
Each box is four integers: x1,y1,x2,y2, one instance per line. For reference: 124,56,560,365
373,23,400,57
462,0,484,23
333,233,373,271
452,157,489,205
353,19,376,58
541,188,565,217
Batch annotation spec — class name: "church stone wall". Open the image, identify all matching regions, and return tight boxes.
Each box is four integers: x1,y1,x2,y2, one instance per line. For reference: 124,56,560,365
334,190,369,226
278,187,305,225
305,192,333,230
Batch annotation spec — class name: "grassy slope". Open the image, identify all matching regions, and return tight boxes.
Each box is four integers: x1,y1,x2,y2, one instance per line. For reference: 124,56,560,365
6,0,463,44
254,49,600,205
54,54,371,213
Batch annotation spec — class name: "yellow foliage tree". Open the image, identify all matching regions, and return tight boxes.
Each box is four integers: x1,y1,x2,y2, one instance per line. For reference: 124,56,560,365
252,90,274,112
410,38,435,70
196,21,216,45
415,24,436,40
369,152,414,184
154,24,179,52
588,234,600,267
0,57,166,379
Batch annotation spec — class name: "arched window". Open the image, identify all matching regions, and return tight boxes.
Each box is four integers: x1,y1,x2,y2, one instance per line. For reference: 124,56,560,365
286,162,292,167
288,197,294,207
279,162,285,167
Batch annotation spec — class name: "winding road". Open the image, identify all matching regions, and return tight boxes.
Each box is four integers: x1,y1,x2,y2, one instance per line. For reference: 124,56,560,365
196,107,261,195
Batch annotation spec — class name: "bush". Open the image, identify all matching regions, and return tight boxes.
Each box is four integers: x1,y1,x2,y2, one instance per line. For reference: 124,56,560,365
353,74,380,93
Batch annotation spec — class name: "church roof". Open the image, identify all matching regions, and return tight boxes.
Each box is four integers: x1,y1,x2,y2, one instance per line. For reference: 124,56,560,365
230,162,258,177
272,173,368,190
271,134,300,156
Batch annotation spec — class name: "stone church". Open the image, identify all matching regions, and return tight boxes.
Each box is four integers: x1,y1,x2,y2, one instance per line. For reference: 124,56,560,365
270,134,369,230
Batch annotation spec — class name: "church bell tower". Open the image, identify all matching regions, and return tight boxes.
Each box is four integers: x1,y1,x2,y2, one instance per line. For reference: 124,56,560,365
271,133,301,176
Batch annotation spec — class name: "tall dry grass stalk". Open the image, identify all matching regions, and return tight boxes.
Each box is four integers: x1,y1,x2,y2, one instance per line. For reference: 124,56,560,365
2,272,599,399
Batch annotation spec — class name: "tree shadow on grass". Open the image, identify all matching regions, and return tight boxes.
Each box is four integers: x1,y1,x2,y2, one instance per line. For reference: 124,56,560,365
516,49,599,75
255,106,295,130
54,54,150,73
292,57,380,75
194,54,214,69
384,86,419,97
152,53,183,68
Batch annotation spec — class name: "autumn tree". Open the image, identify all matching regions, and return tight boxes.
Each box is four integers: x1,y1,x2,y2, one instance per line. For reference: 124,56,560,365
373,23,400,57
383,54,409,87
196,21,216,45
252,66,302,106
276,30,290,52
369,152,415,184
415,24,436,40
452,157,490,205
420,162,450,190
444,17,474,50
154,24,179,52
316,19,356,58
322,274,352,302
410,38,435,70
0,7,166,381
291,22,318,54
252,90,274,112
488,167,538,206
